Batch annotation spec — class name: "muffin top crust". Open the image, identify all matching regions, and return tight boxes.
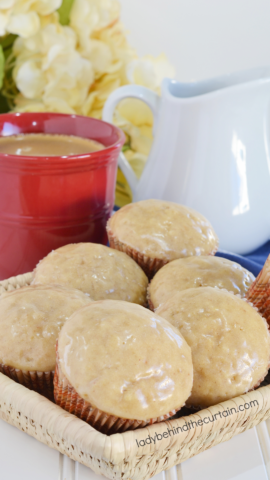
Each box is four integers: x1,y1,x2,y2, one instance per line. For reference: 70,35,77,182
32,243,148,306
57,300,193,420
148,256,255,310
0,284,91,372
156,287,270,408
107,199,219,261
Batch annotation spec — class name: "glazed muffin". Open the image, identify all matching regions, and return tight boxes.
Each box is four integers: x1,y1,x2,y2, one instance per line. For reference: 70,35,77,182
148,256,255,310
54,300,193,434
156,287,270,408
32,243,148,306
107,199,219,278
0,284,91,400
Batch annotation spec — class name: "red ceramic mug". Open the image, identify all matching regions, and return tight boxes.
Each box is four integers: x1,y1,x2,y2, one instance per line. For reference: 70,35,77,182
0,112,125,280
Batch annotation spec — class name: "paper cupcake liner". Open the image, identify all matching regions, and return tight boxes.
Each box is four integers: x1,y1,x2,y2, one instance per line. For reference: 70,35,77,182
107,227,219,280
146,285,155,311
54,344,181,435
245,254,270,321
0,363,54,401
147,294,155,311
107,228,167,279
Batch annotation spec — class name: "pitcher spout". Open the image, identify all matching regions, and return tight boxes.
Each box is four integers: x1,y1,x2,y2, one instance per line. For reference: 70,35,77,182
163,65,270,99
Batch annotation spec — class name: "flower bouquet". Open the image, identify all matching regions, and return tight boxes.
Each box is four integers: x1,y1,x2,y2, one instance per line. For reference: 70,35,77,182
0,0,174,206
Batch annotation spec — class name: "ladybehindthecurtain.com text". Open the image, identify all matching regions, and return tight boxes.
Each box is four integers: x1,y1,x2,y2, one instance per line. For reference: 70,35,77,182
135,400,259,448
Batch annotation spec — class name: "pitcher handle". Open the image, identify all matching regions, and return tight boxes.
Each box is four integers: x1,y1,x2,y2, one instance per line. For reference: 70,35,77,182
102,85,160,197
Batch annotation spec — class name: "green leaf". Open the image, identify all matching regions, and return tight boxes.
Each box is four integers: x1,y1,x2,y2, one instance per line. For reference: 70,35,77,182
0,45,5,90
0,91,10,113
57,0,75,25
0,34,16,52
122,144,131,152
0,34,17,111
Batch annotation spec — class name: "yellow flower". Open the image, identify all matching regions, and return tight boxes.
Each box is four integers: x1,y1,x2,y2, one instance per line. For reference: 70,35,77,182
126,53,175,92
113,56,175,205
0,0,62,37
114,97,154,160
125,150,147,179
83,73,121,117
116,97,153,127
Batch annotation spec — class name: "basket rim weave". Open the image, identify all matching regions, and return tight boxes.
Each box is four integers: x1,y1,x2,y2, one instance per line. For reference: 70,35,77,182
0,272,270,480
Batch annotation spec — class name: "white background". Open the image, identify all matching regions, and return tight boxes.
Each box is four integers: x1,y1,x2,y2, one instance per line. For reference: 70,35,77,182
119,0,270,81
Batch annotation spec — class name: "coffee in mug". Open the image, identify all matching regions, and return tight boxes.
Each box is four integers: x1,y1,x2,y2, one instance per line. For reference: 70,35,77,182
0,133,104,156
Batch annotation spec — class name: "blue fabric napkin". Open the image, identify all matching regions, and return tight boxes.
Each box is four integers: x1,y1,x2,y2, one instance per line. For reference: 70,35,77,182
244,240,270,268
217,241,270,277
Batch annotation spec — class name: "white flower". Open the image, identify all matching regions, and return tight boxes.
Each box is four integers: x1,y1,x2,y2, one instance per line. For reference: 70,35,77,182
16,59,45,98
0,0,62,37
82,39,113,76
13,22,94,113
32,0,62,16
0,0,15,8
78,20,136,117
70,0,120,38
70,0,122,79
7,12,40,37
126,53,175,91
0,12,8,35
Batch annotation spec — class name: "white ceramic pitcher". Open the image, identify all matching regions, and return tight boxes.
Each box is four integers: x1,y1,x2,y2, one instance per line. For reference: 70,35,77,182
103,67,270,254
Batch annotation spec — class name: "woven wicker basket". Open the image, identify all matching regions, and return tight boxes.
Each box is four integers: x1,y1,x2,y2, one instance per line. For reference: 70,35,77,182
1,272,270,480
